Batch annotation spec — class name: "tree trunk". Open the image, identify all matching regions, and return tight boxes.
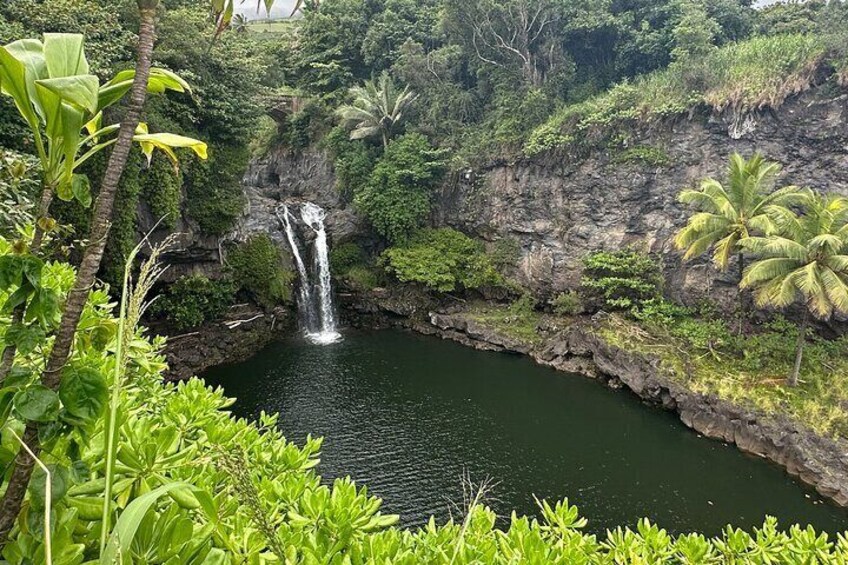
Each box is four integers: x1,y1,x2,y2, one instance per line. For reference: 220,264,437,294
789,310,809,387
0,188,55,383
0,8,158,544
737,252,745,336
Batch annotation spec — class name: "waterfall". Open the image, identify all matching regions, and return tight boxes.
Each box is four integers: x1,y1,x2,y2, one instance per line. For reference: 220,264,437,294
277,202,341,345
276,205,316,332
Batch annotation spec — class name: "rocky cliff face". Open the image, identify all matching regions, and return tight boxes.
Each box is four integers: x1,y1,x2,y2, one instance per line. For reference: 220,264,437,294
437,88,848,304
244,87,848,306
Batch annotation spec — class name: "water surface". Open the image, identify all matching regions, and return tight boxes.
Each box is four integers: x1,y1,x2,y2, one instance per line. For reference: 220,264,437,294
203,329,848,535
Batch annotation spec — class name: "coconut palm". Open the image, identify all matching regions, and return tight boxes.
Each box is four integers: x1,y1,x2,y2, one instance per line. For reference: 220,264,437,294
674,153,803,329
337,71,418,148
740,191,848,386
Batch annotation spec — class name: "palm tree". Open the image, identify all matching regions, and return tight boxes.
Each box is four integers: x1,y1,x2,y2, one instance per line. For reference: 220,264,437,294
674,153,803,329
740,191,848,386
337,71,418,148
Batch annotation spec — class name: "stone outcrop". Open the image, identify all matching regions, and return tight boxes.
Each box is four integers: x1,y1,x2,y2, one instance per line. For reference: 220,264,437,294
436,89,848,304
424,310,848,507
162,304,292,381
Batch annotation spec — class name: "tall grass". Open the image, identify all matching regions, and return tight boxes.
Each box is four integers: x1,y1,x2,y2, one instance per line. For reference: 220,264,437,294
526,34,838,156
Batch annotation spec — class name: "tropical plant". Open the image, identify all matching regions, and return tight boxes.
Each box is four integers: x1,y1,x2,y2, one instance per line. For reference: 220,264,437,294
581,249,663,312
740,191,848,386
674,153,803,329
337,71,417,147
0,29,206,540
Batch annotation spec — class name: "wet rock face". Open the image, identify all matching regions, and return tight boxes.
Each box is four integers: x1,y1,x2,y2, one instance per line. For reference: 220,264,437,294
241,148,366,245
435,89,848,305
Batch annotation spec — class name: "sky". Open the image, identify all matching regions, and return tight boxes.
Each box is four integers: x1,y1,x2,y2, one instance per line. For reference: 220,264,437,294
235,0,298,20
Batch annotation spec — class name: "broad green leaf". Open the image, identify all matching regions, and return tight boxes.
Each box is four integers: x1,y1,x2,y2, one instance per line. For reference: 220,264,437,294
3,38,46,118
59,366,107,425
72,174,92,207
20,255,42,288
43,33,89,78
13,384,60,423
4,323,45,355
24,287,61,328
0,45,40,133
201,548,227,565
36,74,99,114
99,67,190,111
100,482,194,565
29,464,70,510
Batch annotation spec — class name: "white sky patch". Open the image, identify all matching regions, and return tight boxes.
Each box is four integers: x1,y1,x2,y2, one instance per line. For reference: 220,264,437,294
234,0,298,20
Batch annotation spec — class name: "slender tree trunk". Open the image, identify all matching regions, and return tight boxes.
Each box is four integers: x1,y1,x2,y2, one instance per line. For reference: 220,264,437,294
789,310,809,387
0,8,158,544
737,252,745,336
0,188,54,383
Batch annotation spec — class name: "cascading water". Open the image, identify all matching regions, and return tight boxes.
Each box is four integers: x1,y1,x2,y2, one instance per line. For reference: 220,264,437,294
276,206,316,332
277,202,341,345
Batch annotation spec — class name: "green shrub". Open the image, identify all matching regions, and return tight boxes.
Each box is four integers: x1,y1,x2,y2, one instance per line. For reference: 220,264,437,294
343,265,380,291
354,133,447,244
582,249,663,312
330,241,367,274
551,291,581,316
184,144,247,236
322,126,380,198
153,274,234,331
381,228,503,293
227,234,294,308
140,154,182,229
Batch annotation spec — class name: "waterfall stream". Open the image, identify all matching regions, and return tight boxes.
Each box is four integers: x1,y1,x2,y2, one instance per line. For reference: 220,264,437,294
278,202,341,344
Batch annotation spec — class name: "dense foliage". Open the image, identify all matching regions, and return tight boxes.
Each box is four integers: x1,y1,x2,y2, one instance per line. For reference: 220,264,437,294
274,0,848,165
226,234,294,308
354,134,447,244
151,275,234,331
381,228,503,292
581,249,664,312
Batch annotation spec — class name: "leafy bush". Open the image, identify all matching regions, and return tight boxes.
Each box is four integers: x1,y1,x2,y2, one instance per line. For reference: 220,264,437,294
152,274,234,331
330,241,368,274
551,291,581,316
354,133,447,244
581,249,663,312
330,241,380,290
5,238,848,563
322,126,379,198
381,228,503,293
183,144,247,236
227,234,294,308
526,34,830,155
140,154,182,229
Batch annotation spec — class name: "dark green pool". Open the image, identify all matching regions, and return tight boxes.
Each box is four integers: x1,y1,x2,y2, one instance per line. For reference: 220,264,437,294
202,329,848,535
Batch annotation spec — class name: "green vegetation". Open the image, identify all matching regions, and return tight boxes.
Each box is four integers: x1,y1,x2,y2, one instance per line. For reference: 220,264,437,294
600,310,848,440
151,274,234,331
581,249,663,312
330,241,381,291
551,291,582,316
382,228,503,293
226,234,294,308
354,133,447,244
